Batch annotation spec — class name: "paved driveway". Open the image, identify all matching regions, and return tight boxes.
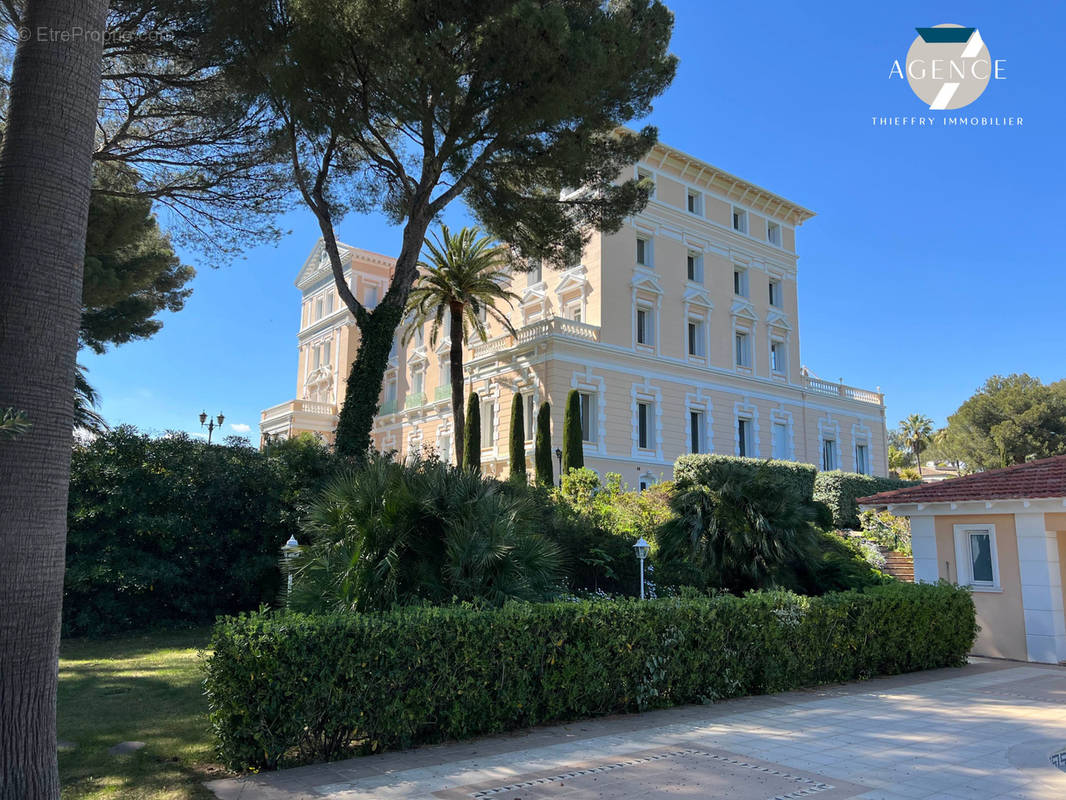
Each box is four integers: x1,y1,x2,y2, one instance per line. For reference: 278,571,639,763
208,659,1066,800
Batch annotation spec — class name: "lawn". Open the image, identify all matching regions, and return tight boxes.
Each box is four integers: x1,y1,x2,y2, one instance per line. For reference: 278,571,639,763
58,628,224,800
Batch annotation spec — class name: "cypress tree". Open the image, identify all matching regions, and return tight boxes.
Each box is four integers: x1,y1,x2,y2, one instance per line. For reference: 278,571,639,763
509,391,526,478
562,389,584,474
463,391,481,472
535,401,553,487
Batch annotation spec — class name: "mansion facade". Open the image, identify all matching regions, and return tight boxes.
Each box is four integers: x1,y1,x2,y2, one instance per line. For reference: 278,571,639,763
260,140,889,484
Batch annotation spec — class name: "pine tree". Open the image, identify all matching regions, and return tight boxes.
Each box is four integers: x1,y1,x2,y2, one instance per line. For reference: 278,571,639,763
509,391,526,479
464,392,481,472
562,389,584,474
535,401,553,487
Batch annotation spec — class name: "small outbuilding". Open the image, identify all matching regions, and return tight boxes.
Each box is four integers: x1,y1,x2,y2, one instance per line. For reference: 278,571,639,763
858,455,1066,664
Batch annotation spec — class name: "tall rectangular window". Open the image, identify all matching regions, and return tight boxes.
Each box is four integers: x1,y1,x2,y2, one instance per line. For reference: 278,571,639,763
686,251,703,282
687,190,702,215
767,220,781,246
323,341,331,366
735,332,751,367
768,280,782,307
822,438,837,471
738,418,753,457
579,392,596,443
770,340,786,373
690,411,703,454
636,307,653,345
772,422,789,459
411,368,424,396
439,357,450,387
855,443,869,475
636,236,649,266
527,262,543,285
688,320,705,357
326,293,334,315
384,378,397,404
734,268,749,297
732,207,748,234
481,399,494,447
365,286,378,308
637,402,651,449
637,168,654,197
312,345,321,368
315,297,324,320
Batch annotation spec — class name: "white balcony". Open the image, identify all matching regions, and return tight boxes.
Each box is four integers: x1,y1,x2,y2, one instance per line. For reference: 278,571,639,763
470,316,600,359
259,398,338,442
803,375,883,406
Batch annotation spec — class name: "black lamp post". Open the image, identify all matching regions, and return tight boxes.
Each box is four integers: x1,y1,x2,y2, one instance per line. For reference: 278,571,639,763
554,447,562,487
199,410,225,444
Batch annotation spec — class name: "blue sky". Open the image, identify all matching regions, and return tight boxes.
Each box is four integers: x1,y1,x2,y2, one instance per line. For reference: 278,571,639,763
82,1,1066,442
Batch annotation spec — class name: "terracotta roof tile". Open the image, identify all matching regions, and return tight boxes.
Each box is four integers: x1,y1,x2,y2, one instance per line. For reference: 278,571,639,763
857,454,1066,506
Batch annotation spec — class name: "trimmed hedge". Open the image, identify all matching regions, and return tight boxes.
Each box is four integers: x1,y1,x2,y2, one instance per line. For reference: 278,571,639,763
674,454,816,502
205,583,976,770
814,471,920,529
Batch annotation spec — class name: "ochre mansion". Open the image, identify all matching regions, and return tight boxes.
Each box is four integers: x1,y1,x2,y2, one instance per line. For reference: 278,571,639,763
260,140,889,485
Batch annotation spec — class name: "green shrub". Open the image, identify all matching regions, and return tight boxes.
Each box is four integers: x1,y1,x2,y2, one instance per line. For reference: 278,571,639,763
463,391,480,472
65,426,338,636
205,583,977,771
814,471,919,529
288,454,562,612
674,454,816,501
860,509,912,555
534,401,552,487
562,389,584,473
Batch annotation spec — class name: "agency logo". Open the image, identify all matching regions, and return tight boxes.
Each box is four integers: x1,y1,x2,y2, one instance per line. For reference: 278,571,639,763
890,24,1005,110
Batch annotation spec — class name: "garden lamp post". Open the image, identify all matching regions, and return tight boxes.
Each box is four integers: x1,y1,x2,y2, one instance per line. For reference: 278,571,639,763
199,410,225,444
282,534,300,596
554,447,562,487
633,537,650,599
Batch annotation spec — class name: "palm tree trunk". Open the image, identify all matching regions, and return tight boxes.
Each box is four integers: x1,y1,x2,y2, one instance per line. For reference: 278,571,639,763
0,2,108,797
449,300,465,465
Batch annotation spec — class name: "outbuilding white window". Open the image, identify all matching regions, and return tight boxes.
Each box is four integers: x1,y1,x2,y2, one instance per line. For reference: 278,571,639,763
953,524,1000,590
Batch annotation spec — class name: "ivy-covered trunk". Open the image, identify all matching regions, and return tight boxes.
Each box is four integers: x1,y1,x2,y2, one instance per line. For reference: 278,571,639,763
333,303,402,458
449,300,465,465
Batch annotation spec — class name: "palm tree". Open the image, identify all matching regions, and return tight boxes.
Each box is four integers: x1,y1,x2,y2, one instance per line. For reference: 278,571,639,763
404,225,519,465
0,0,109,793
74,364,109,436
900,413,934,477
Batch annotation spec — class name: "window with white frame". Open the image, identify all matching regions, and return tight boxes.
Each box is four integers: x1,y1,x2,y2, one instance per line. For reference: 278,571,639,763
365,285,378,308
689,410,704,454
480,398,494,447
410,366,425,396
636,235,652,267
732,207,748,234
822,438,838,470
772,421,789,460
525,394,536,440
527,262,543,286
384,376,397,405
767,220,781,246
735,331,752,368
686,190,703,215
315,297,324,320
322,340,331,367
325,293,334,315
770,339,787,374
637,168,654,197
636,305,654,346
768,279,782,307
733,268,749,297
954,525,999,589
855,442,869,475
565,301,582,323
438,356,450,388
687,319,705,357
637,401,652,450
579,392,597,443
737,417,754,457
686,251,703,283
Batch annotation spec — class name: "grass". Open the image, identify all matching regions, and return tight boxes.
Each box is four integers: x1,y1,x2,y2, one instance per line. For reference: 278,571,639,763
58,628,226,800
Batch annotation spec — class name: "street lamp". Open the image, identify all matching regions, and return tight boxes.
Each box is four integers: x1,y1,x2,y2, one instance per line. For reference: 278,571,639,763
281,534,300,597
633,537,650,600
554,447,562,487
199,410,225,444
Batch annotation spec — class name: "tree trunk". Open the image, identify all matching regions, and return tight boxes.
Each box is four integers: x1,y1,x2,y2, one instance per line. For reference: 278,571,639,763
333,214,431,457
0,2,108,797
449,300,465,465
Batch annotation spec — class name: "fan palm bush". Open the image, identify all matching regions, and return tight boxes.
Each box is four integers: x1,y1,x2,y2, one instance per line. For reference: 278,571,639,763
287,454,562,612
657,461,818,594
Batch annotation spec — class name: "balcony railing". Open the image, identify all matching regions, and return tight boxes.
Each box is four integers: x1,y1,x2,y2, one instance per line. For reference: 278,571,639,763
803,375,883,405
260,398,337,421
434,385,451,401
379,399,397,415
404,392,427,409
470,316,600,359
